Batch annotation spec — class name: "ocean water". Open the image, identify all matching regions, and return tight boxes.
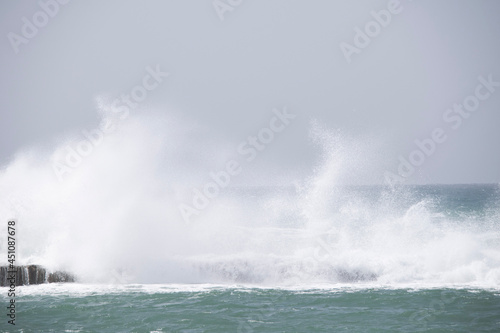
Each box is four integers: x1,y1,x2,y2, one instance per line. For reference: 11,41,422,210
1,114,500,332
7,284,500,332
1,184,499,332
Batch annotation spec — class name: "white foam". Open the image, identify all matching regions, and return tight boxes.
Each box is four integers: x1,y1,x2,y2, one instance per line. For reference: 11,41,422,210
0,110,498,289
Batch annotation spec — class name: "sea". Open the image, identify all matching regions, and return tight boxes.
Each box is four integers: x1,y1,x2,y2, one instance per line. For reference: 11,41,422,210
1,184,500,332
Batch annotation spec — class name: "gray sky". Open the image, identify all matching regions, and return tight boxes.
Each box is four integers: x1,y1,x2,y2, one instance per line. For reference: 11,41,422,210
1,0,499,184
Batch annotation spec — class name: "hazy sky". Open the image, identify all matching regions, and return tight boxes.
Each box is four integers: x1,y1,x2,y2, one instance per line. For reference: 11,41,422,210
1,0,499,184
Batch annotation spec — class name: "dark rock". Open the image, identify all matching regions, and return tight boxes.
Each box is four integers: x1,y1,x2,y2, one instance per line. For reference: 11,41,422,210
48,271,75,283
0,266,8,287
0,265,75,286
334,268,378,282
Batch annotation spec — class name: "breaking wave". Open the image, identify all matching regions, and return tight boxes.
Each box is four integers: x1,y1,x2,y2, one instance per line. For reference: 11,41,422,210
1,108,499,289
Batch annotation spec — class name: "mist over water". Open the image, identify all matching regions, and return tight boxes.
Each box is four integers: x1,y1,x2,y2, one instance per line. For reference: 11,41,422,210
1,110,499,289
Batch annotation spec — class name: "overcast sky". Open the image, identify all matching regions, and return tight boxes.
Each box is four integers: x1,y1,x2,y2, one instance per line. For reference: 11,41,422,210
1,0,499,185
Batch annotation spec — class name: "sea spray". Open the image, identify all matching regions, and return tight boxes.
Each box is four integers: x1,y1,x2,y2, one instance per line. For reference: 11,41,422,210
0,109,499,287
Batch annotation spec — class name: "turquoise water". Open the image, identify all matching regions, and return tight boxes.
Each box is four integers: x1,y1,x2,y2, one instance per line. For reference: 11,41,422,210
2,184,500,331
3,285,500,332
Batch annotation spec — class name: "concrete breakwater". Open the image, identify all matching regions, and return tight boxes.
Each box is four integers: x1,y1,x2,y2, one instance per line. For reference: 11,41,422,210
0,265,75,286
